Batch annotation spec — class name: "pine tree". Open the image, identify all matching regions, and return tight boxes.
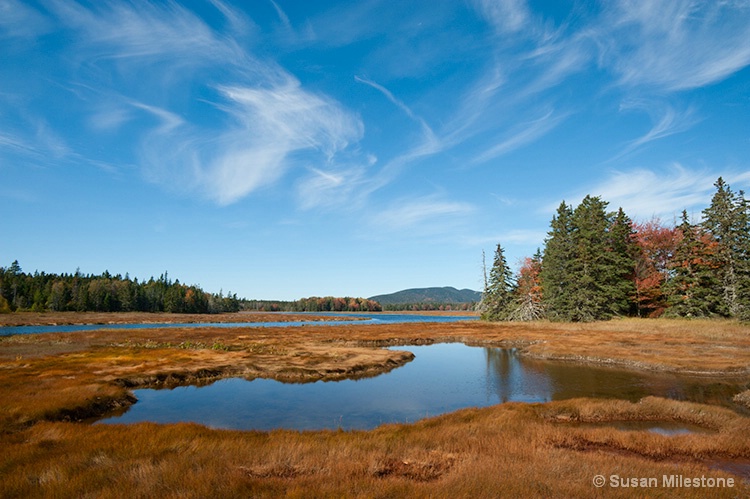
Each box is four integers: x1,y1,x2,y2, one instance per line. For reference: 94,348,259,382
481,243,515,321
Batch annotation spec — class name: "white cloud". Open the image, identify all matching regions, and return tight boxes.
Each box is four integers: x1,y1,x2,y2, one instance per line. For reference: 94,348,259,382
564,165,750,222
296,161,371,210
208,0,255,34
608,99,700,159
0,0,50,39
49,0,245,66
132,79,364,206
131,102,185,135
203,82,363,205
89,104,132,132
600,0,750,90
269,0,292,31
472,109,565,164
473,0,531,34
375,196,475,229
42,1,366,206
0,132,33,154
355,76,434,138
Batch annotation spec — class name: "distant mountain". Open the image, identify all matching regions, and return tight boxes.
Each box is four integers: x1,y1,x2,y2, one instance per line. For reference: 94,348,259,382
369,287,482,305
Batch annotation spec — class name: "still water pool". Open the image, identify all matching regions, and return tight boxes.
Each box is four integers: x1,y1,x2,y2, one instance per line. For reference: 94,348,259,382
0,313,475,336
98,343,748,431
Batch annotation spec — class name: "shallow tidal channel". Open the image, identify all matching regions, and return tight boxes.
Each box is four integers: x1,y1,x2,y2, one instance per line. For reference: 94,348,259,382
97,343,749,431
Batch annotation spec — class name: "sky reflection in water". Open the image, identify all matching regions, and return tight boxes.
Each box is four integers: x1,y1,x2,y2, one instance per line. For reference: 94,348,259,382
99,343,748,431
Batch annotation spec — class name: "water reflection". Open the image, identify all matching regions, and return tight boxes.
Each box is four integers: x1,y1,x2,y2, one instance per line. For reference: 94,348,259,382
485,348,551,403
98,344,749,431
0,314,475,336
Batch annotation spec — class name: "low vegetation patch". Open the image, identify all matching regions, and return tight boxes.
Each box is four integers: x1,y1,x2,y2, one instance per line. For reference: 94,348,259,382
0,317,748,496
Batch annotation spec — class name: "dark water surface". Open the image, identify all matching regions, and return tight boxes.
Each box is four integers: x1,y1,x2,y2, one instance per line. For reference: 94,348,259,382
0,313,475,336
98,343,749,431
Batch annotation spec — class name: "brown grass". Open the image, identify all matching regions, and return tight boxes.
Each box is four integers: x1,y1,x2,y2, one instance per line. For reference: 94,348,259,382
0,310,367,326
0,317,748,497
0,399,746,498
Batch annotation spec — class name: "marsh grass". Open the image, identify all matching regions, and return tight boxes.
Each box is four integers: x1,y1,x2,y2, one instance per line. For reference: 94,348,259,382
0,310,367,327
1,400,747,498
0,317,748,497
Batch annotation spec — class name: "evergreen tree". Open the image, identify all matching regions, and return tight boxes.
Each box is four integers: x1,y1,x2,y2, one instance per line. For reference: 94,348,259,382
736,192,750,321
664,211,723,317
541,197,637,321
540,201,575,320
701,178,750,319
566,196,615,321
0,261,242,314
607,207,638,316
481,243,515,321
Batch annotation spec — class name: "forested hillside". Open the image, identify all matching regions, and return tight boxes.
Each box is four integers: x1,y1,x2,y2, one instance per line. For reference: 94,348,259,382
0,265,240,314
481,177,750,322
366,287,478,311
243,296,382,312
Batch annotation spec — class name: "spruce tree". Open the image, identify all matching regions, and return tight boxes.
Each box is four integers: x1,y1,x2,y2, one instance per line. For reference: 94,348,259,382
541,197,637,321
701,178,750,319
481,243,515,321
736,192,750,321
607,208,638,316
567,196,624,321
540,201,575,320
664,211,723,317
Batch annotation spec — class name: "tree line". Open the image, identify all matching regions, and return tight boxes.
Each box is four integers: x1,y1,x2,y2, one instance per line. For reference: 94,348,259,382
242,296,382,312
481,177,750,322
0,264,240,314
380,302,476,311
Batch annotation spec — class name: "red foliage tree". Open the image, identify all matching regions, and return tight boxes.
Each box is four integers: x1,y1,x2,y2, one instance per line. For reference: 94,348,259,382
516,255,543,304
631,218,680,317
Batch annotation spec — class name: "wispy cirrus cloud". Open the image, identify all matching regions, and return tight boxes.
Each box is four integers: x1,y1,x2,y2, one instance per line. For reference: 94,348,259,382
131,79,364,205
296,157,374,210
0,132,34,155
0,0,51,39
352,76,447,197
472,108,566,164
472,0,531,35
561,165,750,222
355,76,436,139
204,82,363,205
37,0,366,207
269,0,292,31
374,195,475,231
49,0,245,66
611,99,699,158
599,0,750,91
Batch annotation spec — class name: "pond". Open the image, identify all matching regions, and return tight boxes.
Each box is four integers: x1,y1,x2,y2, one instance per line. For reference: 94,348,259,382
0,313,475,336
98,343,749,431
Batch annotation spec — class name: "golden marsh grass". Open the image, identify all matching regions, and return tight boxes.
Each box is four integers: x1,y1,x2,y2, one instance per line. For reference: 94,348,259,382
0,314,748,497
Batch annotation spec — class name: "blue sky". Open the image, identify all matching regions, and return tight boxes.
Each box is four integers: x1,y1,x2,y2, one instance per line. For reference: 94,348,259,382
2,0,750,300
